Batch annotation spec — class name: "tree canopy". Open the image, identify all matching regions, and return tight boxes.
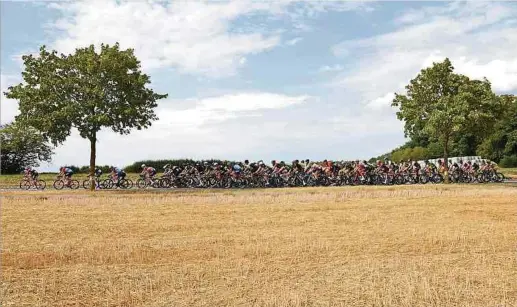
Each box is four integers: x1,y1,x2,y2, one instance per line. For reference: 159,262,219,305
391,58,503,178
4,43,168,189
0,122,53,174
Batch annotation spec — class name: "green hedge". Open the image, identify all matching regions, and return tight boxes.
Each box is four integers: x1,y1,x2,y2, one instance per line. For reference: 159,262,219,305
499,155,517,168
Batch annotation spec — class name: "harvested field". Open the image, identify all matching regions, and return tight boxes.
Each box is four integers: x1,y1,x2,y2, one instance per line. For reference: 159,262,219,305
1,185,516,306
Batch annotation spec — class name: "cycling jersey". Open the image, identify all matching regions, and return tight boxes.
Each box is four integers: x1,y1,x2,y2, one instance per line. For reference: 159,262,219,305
113,167,125,176
144,167,156,176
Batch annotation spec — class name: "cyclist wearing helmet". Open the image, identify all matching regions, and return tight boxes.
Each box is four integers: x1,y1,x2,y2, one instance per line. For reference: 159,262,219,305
58,166,74,186
303,159,311,172
95,167,103,177
60,166,73,178
292,160,304,173
110,166,126,186
163,164,173,177
24,166,39,180
141,164,157,179
232,163,242,175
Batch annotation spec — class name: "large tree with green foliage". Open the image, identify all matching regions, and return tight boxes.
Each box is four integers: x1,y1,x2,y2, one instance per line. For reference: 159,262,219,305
477,94,517,165
391,58,501,181
0,122,53,174
4,43,167,190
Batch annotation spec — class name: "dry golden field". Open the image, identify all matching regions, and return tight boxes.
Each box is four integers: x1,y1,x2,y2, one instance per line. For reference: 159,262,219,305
1,185,516,307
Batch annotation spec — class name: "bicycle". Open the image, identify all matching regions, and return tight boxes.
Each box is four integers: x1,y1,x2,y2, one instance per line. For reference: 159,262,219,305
136,174,161,189
19,176,46,190
53,175,80,190
103,174,133,189
82,175,105,189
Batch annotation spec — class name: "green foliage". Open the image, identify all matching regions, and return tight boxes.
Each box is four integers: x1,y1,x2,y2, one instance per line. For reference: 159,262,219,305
390,146,429,162
426,142,444,159
77,165,112,173
477,95,517,162
4,43,167,189
4,43,167,144
499,155,517,168
392,58,501,175
0,122,53,174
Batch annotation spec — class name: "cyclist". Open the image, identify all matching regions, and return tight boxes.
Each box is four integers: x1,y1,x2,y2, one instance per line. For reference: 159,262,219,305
303,159,312,172
254,161,267,175
59,166,74,186
85,167,103,189
24,166,39,180
291,160,304,174
472,161,480,173
412,160,421,176
273,161,287,175
141,164,157,182
322,160,333,176
163,164,173,177
110,166,126,187
243,160,251,171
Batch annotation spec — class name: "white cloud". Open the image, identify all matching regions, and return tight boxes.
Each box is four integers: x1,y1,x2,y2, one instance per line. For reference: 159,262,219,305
156,92,310,129
45,0,369,77
318,64,344,73
331,1,517,113
286,37,303,46
0,74,21,125
47,0,281,77
366,92,395,111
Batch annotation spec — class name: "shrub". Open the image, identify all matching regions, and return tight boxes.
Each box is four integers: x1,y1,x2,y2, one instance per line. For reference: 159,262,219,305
499,155,517,168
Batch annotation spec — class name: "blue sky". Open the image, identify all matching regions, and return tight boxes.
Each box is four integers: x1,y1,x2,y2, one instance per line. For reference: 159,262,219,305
1,0,517,171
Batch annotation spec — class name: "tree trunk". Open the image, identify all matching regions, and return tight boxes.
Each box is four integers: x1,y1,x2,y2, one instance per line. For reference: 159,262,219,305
443,137,449,184
89,134,96,191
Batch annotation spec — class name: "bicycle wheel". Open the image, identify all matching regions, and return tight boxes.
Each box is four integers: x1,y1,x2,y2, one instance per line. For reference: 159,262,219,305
136,178,147,189
20,180,31,190
120,179,133,189
70,180,80,189
160,178,172,188
432,174,443,183
36,180,46,190
496,172,505,182
420,174,429,184
103,179,114,189
83,179,91,189
53,180,65,190
151,179,161,189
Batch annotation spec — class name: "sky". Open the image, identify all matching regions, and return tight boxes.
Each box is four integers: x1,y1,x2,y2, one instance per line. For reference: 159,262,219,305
1,0,516,171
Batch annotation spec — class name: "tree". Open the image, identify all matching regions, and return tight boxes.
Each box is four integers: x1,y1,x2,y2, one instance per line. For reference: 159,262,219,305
391,58,501,182
0,122,53,174
477,95,517,162
4,43,168,190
